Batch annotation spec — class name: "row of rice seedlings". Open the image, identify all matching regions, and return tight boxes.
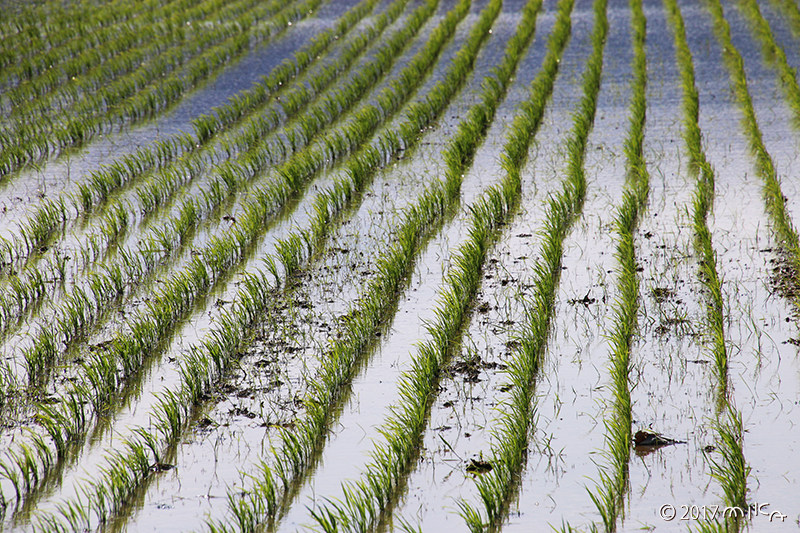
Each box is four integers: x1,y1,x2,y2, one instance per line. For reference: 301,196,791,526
68,0,463,422
298,1,548,530
0,0,437,408
0,0,471,506
734,0,800,126
456,0,609,530
26,0,497,523
666,0,750,519
188,0,398,143
704,0,800,296
686,413,750,533
78,0,401,212
199,0,439,175
1,0,244,111
149,0,520,526
74,133,198,213
0,0,315,177
768,0,800,37
0,0,384,270
581,1,646,530
0,0,156,71
310,177,515,533
0,0,185,70
0,0,402,339
663,0,727,397
2,0,268,118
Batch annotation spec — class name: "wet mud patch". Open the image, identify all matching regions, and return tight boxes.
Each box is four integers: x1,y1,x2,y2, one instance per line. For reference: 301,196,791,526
768,250,800,308
448,350,506,384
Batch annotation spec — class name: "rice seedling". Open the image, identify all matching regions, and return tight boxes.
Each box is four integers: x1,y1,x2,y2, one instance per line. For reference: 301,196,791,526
663,0,750,523
722,0,800,127
22,329,59,389
455,0,614,529
31,0,547,527
707,410,750,511
0,268,46,333
2,0,789,529
663,0,729,397
576,1,649,530
16,197,67,256
768,0,800,37
0,0,318,177
0,0,476,511
704,0,800,288
2,0,238,117
0,0,431,396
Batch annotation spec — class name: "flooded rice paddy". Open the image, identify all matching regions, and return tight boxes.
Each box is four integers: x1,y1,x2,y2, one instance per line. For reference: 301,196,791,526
0,0,799,531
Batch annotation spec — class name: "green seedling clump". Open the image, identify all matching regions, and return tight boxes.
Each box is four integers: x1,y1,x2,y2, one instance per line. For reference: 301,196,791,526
0,0,790,530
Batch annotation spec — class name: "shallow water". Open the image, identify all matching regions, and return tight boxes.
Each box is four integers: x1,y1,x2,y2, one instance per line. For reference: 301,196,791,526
0,3,337,234
85,0,503,530
4,0,800,531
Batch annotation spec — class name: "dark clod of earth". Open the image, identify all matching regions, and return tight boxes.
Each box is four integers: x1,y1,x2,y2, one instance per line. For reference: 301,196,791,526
568,290,595,306
149,462,175,473
633,429,686,448
466,457,493,475
449,355,504,383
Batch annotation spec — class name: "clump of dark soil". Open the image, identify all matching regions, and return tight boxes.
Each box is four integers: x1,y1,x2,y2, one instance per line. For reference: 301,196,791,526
448,354,504,383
